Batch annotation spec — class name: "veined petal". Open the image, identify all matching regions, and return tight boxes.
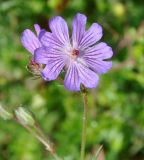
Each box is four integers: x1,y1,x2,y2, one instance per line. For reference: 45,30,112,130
80,23,102,49
41,49,67,81
72,13,87,48
83,42,113,74
39,31,64,49
21,29,41,55
49,16,70,46
64,63,81,91
64,61,99,91
77,63,99,88
84,42,113,59
34,47,49,64
84,58,112,74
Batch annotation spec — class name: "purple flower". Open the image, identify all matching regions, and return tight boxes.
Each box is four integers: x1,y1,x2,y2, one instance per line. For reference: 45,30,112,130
21,24,44,75
21,24,42,55
33,13,113,91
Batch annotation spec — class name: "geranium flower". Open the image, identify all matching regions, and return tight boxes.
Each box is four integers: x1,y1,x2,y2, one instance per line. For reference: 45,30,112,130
34,13,113,91
21,24,44,75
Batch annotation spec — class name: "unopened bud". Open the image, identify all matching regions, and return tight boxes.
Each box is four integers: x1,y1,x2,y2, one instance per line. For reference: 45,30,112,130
15,107,35,126
27,59,43,76
0,104,13,120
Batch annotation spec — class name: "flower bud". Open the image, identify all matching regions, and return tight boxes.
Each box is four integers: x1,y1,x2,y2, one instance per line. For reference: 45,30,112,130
0,104,13,120
15,107,35,126
27,59,43,76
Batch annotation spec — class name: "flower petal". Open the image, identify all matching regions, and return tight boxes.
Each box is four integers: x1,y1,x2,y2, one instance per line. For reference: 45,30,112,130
34,24,41,36
77,63,99,88
39,31,64,49
34,47,49,64
64,63,81,91
84,42,113,59
83,42,113,74
72,13,87,48
21,29,41,54
49,16,70,46
84,58,112,74
64,61,99,91
80,23,102,49
41,48,67,81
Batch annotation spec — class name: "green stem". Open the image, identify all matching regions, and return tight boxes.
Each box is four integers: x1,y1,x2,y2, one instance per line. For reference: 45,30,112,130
14,117,61,160
80,86,88,160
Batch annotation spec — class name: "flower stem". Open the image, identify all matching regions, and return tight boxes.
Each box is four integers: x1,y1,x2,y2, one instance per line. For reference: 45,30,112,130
14,116,61,160
80,86,88,160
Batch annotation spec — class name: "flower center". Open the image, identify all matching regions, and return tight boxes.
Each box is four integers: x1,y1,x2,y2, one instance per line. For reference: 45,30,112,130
71,49,79,59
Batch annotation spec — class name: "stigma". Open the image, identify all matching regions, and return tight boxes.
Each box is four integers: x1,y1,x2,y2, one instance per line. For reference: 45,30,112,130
71,49,79,59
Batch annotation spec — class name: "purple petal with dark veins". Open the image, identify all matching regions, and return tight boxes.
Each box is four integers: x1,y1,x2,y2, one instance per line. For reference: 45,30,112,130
86,59,112,74
34,47,49,64
64,61,99,91
40,46,68,81
49,16,70,46
64,62,81,91
72,13,87,48
42,56,66,81
84,42,113,59
77,63,99,88
39,31,64,49
80,23,102,49
21,29,41,55
83,42,113,74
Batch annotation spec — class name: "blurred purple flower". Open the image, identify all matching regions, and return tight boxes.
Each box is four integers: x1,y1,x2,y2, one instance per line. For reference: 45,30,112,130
21,24,42,55
22,14,113,91
21,24,44,75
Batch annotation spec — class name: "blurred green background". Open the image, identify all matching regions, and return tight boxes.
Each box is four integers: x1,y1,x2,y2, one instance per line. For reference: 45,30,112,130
0,0,144,160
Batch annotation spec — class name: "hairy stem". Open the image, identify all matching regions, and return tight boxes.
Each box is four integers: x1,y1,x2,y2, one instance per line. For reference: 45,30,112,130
14,117,61,160
80,86,88,160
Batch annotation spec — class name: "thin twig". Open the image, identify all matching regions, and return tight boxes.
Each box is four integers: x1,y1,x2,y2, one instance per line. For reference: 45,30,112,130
93,145,103,160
